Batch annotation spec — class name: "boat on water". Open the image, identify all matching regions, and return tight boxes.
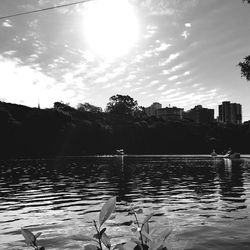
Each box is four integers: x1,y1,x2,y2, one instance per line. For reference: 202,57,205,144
116,149,124,155
211,149,217,157
223,152,240,159
222,147,240,159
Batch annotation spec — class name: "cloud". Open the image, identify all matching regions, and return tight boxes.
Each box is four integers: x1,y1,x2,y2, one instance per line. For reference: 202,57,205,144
144,25,158,39
161,88,178,95
181,30,190,39
134,0,200,16
37,0,79,14
159,91,185,100
2,20,13,27
157,84,167,91
167,89,218,107
146,80,159,87
183,71,191,76
159,52,180,66
0,55,86,107
207,89,217,93
125,74,137,81
161,63,184,75
168,75,179,81
3,50,16,56
140,0,175,16
192,83,200,87
143,50,154,58
185,23,192,27
175,81,183,85
131,42,172,64
155,42,171,52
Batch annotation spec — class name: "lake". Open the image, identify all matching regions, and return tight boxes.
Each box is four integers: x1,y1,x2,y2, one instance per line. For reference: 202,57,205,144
0,156,250,250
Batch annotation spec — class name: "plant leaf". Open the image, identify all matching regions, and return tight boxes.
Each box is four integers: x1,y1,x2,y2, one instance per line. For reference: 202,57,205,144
130,237,141,245
136,208,143,214
141,230,153,243
109,214,116,220
142,212,155,226
142,221,149,234
99,228,106,239
148,239,164,250
113,243,126,250
71,234,98,243
21,228,37,247
122,241,137,250
35,232,42,239
84,244,99,250
38,247,45,250
150,228,157,236
128,210,134,215
99,197,116,226
157,228,172,241
101,232,111,249
141,221,150,244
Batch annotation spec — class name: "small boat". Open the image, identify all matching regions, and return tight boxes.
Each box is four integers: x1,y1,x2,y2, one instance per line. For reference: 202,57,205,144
211,149,217,157
224,152,240,159
116,149,124,155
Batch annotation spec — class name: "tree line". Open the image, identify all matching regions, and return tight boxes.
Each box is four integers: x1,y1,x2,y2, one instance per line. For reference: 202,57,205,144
0,95,250,159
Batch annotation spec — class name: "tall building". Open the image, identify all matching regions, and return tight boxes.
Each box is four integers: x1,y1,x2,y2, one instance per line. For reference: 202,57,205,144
145,102,162,117
218,101,242,124
184,105,214,124
156,106,184,121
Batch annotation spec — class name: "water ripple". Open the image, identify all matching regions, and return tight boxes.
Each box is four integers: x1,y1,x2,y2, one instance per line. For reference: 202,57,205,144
0,157,250,249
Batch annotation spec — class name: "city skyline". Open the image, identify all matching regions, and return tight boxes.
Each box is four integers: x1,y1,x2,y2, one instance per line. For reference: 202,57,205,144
145,100,243,123
0,0,250,121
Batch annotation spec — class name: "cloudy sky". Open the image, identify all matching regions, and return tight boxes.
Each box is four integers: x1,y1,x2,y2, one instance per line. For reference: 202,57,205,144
0,0,250,120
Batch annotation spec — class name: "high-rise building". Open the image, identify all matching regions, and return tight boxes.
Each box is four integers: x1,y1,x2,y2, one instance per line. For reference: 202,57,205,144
145,102,162,117
218,101,242,124
156,106,184,121
184,105,214,124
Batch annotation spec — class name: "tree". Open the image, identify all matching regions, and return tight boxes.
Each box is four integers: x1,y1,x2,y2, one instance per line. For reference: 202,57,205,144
53,101,75,112
238,0,250,81
77,102,102,113
106,94,138,115
133,106,147,118
239,55,250,81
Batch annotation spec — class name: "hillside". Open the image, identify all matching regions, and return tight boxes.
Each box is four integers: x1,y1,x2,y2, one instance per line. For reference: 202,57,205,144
0,101,249,158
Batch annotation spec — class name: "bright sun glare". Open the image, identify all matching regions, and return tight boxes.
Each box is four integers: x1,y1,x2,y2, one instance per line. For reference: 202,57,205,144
83,0,139,59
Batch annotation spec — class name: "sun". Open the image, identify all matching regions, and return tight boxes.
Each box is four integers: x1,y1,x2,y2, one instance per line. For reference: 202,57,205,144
83,0,139,59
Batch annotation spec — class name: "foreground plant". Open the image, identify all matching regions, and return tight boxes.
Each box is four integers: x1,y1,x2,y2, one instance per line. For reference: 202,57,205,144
20,197,173,249
72,197,172,250
126,205,172,250
72,196,116,250
21,227,45,250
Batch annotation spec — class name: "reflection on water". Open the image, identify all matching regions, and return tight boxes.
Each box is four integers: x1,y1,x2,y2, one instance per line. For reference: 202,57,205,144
0,156,250,250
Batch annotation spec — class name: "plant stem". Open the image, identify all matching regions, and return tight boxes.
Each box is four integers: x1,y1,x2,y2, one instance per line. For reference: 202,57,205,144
93,220,103,250
132,209,144,246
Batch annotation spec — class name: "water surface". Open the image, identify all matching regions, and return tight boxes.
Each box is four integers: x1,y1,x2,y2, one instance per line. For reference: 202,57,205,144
0,156,250,249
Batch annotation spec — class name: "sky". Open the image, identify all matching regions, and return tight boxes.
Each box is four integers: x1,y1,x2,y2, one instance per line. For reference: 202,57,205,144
0,0,250,120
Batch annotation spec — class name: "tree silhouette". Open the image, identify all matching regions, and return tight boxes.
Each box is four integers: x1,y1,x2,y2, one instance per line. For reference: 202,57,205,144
238,0,250,81
239,55,250,81
106,94,138,115
53,101,75,112
77,102,102,113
